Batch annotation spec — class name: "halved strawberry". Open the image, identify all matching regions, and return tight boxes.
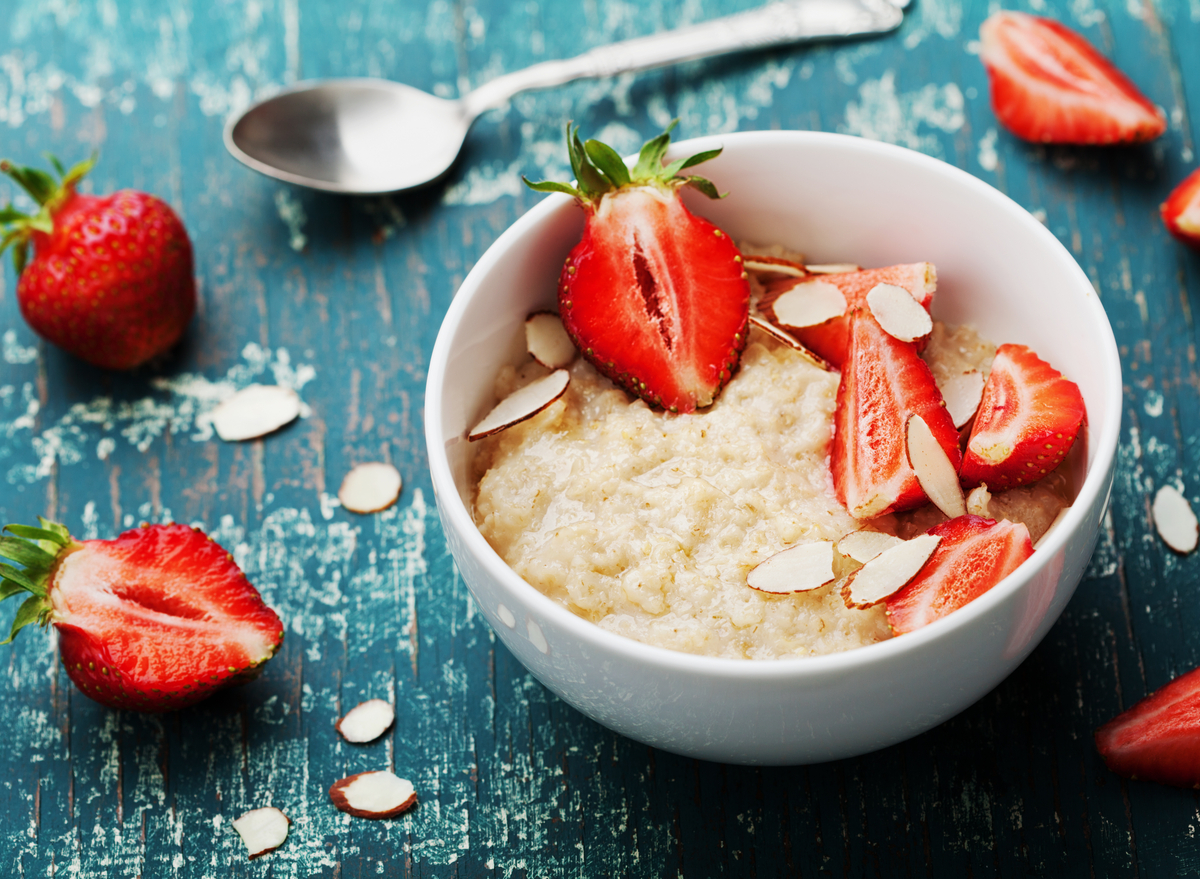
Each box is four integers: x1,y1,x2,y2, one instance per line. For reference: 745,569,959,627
760,263,934,368
979,11,1166,145
0,519,283,711
960,344,1085,490
886,515,1033,635
1162,168,1200,249
831,310,961,519
524,123,749,413
1096,666,1200,788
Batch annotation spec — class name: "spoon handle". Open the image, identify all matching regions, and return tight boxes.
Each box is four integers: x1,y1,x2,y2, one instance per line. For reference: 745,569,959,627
462,0,904,117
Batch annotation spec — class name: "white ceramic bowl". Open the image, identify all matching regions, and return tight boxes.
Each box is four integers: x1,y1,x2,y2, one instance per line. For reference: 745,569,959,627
425,131,1121,765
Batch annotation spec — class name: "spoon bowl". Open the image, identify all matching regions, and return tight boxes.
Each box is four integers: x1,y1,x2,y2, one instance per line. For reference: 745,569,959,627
225,79,471,194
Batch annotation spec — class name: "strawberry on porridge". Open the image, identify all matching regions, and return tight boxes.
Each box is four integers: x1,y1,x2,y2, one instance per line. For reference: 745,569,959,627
469,125,1082,660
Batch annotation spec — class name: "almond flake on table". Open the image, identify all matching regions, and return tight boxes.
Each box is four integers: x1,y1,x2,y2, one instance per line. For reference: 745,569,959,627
939,370,986,429
232,807,290,858
841,533,941,609
906,414,967,519
770,280,848,328
866,283,932,343
338,463,403,514
468,369,570,441
336,699,396,743
525,311,576,369
211,385,302,441
836,530,904,564
748,315,833,371
1153,485,1199,554
329,771,418,819
747,540,836,594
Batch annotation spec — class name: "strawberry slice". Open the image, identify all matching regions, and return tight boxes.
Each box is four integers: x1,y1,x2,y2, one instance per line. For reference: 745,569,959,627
831,310,961,519
960,344,1085,490
886,515,1033,635
525,123,749,413
0,519,283,711
760,262,934,368
1162,167,1200,249
979,11,1166,145
1096,666,1200,788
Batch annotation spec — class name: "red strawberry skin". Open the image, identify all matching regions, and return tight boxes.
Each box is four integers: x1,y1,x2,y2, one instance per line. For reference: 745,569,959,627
18,189,195,370
48,524,283,711
761,262,934,369
979,11,1165,145
886,515,1033,635
1162,167,1200,249
831,310,961,519
559,185,749,413
1096,666,1200,788
960,344,1086,490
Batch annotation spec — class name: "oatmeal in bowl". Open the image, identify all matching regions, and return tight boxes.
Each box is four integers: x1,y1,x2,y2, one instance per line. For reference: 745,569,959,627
426,130,1120,764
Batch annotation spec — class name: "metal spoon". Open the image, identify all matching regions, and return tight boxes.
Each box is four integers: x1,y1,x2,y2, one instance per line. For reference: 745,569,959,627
225,0,909,195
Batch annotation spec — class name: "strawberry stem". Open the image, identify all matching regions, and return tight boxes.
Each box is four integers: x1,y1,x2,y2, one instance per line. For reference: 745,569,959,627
0,154,96,276
0,518,74,643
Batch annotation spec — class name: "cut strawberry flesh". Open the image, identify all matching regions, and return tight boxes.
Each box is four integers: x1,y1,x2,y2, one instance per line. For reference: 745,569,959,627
1096,665,1200,788
761,263,934,368
886,515,1033,634
831,310,961,519
50,524,283,711
960,344,1085,490
979,11,1165,145
1162,167,1200,249
560,186,749,413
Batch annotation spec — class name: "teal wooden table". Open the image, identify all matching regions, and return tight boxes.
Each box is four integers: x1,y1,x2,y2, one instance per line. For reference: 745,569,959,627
1,0,1198,875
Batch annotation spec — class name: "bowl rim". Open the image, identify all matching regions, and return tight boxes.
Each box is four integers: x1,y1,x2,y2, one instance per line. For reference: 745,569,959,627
425,129,1123,681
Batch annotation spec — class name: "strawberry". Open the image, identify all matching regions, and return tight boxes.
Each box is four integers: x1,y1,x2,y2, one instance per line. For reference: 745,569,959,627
978,11,1166,145
0,156,195,370
1162,167,1200,249
1095,665,1200,788
960,344,1085,490
886,515,1033,635
524,123,749,413
0,519,283,712
760,262,935,368
831,309,961,520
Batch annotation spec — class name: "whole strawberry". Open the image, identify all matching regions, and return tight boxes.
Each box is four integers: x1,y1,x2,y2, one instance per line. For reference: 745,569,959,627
0,518,283,712
0,157,195,369
524,123,749,413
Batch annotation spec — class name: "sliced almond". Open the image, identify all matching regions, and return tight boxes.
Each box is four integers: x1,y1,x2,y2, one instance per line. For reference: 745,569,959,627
770,280,847,329
743,255,808,278
468,369,570,441
338,463,403,514
232,807,290,858
965,483,992,518
1034,506,1072,549
906,414,966,519
805,263,860,275
525,311,576,369
748,315,833,371
329,771,417,819
939,370,985,429
836,530,904,564
841,533,941,609
866,283,932,343
336,699,396,743
211,385,302,442
747,540,836,594
1153,485,1199,554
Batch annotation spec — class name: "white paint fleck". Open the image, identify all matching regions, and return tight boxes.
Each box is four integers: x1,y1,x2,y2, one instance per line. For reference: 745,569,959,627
978,128,999,172
1144,390,1164,417
841,71,964,156
275,189,308,252
2,330,37,364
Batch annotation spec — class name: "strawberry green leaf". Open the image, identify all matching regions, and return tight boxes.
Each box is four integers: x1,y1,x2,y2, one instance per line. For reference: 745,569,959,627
12,241,28,276
62,156,96,189
683,175,723,200
0,579,25,600
5,525,70,547
1,594,49,644
674,147,722,171
0,564,41,595
0,536,56,570
0,205,27,224
0,163,57,206
38,518,70,541
632,120,678,178
569,126,611,200
45,154,66,177
522,178,580,198
584,140,631,188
